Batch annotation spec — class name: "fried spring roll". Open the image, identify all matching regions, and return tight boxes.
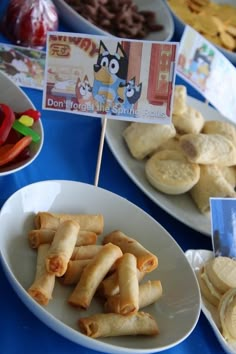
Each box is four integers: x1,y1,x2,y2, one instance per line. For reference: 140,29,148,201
28,229,97,249
28,229,55,248
28,244,55,305
59,259,91,285
71,245,103,260
34,212,104,234
105,280,163,313
78,311,159,338
99,267,145,297
68,243,122,309
103,230,158,272
117,253,139,315
45,220,80,277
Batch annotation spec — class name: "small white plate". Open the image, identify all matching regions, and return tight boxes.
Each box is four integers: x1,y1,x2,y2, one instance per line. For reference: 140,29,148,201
105,96,233,236
54,0,174,41
185,249,236,354
0,180,200,354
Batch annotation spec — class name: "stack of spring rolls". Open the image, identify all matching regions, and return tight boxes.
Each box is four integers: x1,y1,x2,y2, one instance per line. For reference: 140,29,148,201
27,212,162,338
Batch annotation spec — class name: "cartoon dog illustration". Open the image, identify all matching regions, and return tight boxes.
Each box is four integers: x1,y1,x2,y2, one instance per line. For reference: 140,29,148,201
111,77,142,116
92,40,128,112
75,75,95,111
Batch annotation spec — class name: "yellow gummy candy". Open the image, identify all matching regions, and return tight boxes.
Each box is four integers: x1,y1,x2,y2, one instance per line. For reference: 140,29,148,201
18,115,34,127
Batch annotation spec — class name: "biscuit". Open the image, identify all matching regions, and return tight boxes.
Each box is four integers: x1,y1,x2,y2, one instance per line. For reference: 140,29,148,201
145,149,200,195
197,266,221,307
220,31,235,50
219,288,236,342
226,25,236,38
205,257,236,293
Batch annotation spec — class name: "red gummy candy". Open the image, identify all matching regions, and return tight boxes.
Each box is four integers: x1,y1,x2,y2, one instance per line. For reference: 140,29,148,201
16,109,41,121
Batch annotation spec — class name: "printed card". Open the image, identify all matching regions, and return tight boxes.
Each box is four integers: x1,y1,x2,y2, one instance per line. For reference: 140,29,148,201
177,26,236,124
42,32,178,124
0,42,45,90
210,198,236,258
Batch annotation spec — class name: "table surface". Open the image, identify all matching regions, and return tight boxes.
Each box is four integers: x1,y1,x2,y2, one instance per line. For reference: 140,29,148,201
0,1,227,353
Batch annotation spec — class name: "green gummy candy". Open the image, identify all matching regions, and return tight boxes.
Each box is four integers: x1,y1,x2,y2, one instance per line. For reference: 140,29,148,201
12,120,41,143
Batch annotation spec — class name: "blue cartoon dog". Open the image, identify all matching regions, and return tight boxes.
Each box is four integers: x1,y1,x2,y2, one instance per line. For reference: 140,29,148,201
111,77,142,117
92,41,128,113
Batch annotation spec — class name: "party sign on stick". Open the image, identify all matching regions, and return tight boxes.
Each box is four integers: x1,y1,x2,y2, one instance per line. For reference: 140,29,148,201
177,25,236,124
42,32,178,185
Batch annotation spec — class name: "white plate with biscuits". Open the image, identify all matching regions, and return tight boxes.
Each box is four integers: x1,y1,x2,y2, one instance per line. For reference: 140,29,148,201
185,249,236,354
0,180,201,354
105,95,236,236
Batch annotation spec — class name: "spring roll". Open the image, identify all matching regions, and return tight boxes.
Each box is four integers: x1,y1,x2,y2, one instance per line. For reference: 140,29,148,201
117,253,139,315
28,229,97,249
99,268,145,297
103,230,158,272
45,220,80,277
68,243,122,309
35,212,104,234
71,245,103,260
28,244,55,305
180,133,236,166
59,259,91,285
105,280,163,313
28,228,55,248
190,164,236,214
78,311,159,338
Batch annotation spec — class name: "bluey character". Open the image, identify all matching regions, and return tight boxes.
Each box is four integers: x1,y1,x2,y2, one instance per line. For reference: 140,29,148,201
92,40,128,112
112,77,142,116
75,75,95,111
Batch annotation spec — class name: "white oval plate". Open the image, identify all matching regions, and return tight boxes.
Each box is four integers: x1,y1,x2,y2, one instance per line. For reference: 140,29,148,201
0,180,200,354
105,96,233,236
54,0,174,41
185,249,236,354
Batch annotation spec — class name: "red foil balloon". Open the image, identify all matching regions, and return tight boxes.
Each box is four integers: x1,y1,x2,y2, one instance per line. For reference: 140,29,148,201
3,0,59,49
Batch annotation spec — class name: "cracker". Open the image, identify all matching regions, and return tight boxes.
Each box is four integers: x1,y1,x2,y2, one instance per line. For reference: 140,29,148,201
220,31,235,51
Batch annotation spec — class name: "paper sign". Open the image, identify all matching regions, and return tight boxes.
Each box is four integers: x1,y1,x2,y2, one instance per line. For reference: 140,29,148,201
210,198,236,258
0,42,45,90
42,32,178,124
177,26,236,124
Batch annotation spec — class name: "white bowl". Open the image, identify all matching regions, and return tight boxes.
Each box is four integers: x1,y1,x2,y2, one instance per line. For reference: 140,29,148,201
186,249,236,354
0,70,44,176
54,0,174,41
166,0,236,65
0,180,201,354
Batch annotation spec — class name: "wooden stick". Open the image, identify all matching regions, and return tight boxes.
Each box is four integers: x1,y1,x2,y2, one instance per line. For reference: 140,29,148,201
94,117,107,187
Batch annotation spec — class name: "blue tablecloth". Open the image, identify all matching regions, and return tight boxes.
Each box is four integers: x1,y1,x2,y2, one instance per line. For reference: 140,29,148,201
0,1,225,353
